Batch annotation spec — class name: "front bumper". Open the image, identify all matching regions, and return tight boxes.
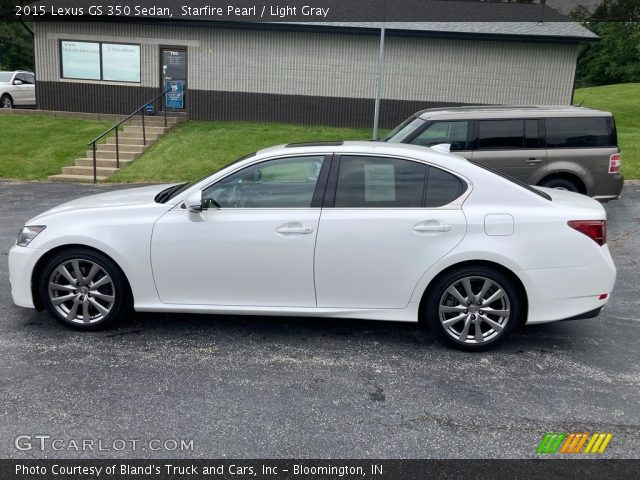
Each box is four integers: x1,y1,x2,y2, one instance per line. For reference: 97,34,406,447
520,244,616,325
8,244,46,309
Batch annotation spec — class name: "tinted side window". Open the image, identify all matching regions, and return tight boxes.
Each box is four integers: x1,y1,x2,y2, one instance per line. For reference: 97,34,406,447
524,119,541,148
412,121,470,151
546,117,613,148
426,167,466,207
478,120,524,149
202,156,324,208
334,156,426,208
25,74,35,84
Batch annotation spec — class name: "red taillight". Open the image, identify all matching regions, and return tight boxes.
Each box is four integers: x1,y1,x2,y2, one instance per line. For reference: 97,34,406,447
609,153,621,174
568,220,607,246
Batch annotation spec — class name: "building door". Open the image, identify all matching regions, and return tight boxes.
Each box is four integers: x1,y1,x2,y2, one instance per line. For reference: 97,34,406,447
160,48,187,111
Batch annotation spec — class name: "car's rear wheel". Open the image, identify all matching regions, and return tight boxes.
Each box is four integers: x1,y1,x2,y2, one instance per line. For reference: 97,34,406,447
539,177,580,192
424,266,522,351
1,94,13,109
38,248,131,330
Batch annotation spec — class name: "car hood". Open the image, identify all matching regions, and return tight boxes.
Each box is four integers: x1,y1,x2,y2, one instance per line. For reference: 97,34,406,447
27,184,178,223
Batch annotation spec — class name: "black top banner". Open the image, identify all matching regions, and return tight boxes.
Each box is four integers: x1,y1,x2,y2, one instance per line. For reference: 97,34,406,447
5,0,640,23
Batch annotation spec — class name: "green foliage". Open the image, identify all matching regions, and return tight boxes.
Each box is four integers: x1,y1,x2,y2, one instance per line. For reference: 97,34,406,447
0,115,111,180
0,21,33,71
574,83,640,179
575,22,640,87
572,0,640,87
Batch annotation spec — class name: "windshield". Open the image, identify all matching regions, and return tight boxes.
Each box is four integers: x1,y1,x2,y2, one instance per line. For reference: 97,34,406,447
155,151,258,203
384,116,426,143
0,72,13,82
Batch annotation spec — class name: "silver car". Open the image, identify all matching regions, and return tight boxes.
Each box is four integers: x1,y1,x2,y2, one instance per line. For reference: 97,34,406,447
0,71,36,109
384,106,623,201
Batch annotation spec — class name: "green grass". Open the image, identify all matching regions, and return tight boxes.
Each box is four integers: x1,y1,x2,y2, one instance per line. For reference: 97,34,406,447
0,115,111,180
108,121,373,183
574,83,640,179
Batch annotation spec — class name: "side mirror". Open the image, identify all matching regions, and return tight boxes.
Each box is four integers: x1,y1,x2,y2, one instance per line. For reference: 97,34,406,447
13,79,23,85
184,190,203,213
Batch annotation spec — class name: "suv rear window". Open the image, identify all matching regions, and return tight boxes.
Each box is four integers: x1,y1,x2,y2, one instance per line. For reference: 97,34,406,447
545,117,615,148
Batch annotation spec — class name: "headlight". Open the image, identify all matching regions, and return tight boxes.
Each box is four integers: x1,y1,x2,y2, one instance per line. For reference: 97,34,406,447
16,225,46,247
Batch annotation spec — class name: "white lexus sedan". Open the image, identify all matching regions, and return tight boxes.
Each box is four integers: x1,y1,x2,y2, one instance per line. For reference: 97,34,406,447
0,71,36,108
8,142,616,350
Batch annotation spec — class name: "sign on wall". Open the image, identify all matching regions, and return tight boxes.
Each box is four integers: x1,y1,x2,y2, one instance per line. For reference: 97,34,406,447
165,80,185,109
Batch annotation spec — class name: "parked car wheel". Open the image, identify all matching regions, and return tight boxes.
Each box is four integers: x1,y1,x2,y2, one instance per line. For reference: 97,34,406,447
38,248,131,330
424,266,522,351
1,94,13,109
539,177,580,192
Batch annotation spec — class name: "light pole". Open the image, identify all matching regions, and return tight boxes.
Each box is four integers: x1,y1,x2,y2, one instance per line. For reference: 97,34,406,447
372,23,386,140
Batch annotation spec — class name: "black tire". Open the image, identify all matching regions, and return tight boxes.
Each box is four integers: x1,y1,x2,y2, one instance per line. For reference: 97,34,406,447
424,266,522,351
1,94,13,109
538,177,580,192
38,248,132,330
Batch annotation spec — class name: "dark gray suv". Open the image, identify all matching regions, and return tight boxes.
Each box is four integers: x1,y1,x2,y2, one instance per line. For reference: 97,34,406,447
384,106,623,201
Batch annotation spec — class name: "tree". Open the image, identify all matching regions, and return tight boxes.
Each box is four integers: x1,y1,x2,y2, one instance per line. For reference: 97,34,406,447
0,0,34,71
0,21,34,71
571,0,640,87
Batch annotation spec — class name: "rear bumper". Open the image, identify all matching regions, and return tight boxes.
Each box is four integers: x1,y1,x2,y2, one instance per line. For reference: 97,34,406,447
8,244,45,309
560,306,603,321
520,244,616,325
591,173,624,201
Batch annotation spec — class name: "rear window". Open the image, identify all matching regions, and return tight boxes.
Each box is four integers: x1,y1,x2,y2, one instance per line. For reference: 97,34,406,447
545,117,615,148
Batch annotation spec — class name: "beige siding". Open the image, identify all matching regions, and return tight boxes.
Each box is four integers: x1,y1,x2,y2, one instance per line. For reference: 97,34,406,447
34,22,578,105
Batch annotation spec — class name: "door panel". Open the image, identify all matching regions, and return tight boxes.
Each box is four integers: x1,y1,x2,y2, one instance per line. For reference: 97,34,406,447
314,209,466,308
471,149,547,183
151,208,320,306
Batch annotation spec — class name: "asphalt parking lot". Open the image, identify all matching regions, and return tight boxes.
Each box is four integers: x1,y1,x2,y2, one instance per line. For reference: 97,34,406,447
0,180,638,459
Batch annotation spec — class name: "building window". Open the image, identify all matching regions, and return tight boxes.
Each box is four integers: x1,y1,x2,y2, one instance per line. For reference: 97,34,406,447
60,40,140,83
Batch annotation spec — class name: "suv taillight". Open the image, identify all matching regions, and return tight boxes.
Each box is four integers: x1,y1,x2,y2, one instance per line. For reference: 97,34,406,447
568,220,606,246
609,153,621,174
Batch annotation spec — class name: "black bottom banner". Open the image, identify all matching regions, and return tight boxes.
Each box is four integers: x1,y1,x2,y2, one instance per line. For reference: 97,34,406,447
2,459,639,480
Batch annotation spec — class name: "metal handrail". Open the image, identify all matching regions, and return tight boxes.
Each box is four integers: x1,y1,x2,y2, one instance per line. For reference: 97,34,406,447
87,88,173,183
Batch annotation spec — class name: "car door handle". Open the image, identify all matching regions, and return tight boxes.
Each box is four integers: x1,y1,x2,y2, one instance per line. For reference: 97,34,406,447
276,225,314,235
413,222,452,233
526,158,542,164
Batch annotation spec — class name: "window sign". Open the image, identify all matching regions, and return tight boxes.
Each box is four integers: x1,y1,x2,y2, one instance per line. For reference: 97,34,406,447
165,80,185,109
61,41,100,80
60,41,140,83
102,43,141,82
364,164,396,202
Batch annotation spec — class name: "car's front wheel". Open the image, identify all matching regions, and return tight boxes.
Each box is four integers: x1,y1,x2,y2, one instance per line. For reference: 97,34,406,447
424,266,522,351
39,248,131,330
1,94,13,109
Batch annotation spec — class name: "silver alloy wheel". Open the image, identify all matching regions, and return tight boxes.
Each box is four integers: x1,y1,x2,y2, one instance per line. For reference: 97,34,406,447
1,97,11,109
438,276,511,344
47,258,115,324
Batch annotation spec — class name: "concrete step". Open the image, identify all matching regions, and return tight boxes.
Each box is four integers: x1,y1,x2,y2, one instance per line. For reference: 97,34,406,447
75,158,134,168
62,165,119,176
85,150,139,161
98,143,146,153
49,174,109,183
116,131,161,141
125,117,181,126
105,136,157,145
122,125,168,135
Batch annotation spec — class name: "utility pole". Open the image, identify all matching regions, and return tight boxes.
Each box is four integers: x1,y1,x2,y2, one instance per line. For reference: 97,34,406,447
372,24,386,140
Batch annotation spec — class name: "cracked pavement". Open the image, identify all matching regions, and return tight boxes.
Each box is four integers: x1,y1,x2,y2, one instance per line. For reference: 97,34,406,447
0,180,638,459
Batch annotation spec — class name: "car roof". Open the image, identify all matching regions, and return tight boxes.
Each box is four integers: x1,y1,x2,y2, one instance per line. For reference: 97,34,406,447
415,105,611,120
256,140,471,168
0,71,35,75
